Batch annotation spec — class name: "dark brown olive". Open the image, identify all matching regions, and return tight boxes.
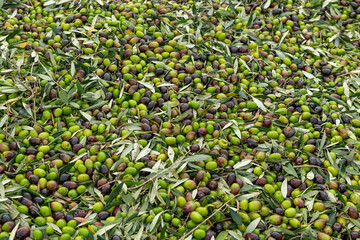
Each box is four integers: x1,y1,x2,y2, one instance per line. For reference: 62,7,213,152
271,232,283,240
349,207,359,219
63,181,78,189
198,187,210,195
262,119,272,127
255,177,267,186
8,142,17,150
314,174,325,184
26,147,38,155
29,205,39,217
204,230,217,240
97,211,110,220
289,178,302,188
72,143,83,152
53,212,65,220
20,197,33,207
183,201,196,213
28,174,39,184
59,173,71,184
332,222,342,232
0,214,11,224
225,173,236,186
15,227,30,239
247,138,258,148
100,165,109,175
195,170,205,182
283,126,295,138
208,180,218,190
245,233,260,240
190,144,200,152
74,210,87,218
350,231,359,239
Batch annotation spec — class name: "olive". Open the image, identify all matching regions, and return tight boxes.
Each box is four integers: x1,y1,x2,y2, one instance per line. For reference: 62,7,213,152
333,222,342,232
0,214,11,224
318,191,328,201
74,210,87,218
97,211,110,220
204,230,216,240
245,233,260,240
321,66,332,76
271,232,283,240
247,139,258,148
16,227,30,239
349,207,359,219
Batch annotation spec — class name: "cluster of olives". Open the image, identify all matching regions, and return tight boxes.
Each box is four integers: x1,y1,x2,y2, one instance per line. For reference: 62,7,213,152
1,0,360,239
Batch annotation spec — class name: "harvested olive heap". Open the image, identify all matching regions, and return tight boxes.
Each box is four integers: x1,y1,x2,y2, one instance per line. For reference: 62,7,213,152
3,0,360,239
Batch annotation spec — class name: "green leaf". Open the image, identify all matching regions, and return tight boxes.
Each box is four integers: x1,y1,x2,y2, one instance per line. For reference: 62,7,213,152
167,227,181,236
76,80,84,95
59,90,68,104
150,211,163,231
106,182,124,205
247,13,254,28
283,163,298,177
160,224,167,239
271,226,296,236
124,212,138,223
23,188,42,198
71,61,75,76
0,115,7,129
80,111,92,122
325,95,347,107
351,219,360,230
244,218,261,235
230,208,242,225
81,101,107,111
6,29,21,41
264,0,271,8
252,97,267,112
228,0,236,13
173,109,192,122
103,201,121,211
216,231,229,240
281,179,288,198
183,154,210,163
9,222,19,240
48,131,65,145
88,231,95,240
59,161,76,175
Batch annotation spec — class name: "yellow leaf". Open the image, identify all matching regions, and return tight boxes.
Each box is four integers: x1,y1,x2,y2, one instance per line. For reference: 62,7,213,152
18,42,29,49
121,132,131,140
88,225,96,234
126,30,134,35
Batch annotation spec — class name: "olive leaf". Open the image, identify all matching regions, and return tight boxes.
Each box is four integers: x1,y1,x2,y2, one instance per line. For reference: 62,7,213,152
244,217,261,235
281,179,288,198
230,208,242,225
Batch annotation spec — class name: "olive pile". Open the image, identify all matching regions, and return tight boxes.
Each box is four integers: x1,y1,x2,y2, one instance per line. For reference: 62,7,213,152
1,0,360,239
